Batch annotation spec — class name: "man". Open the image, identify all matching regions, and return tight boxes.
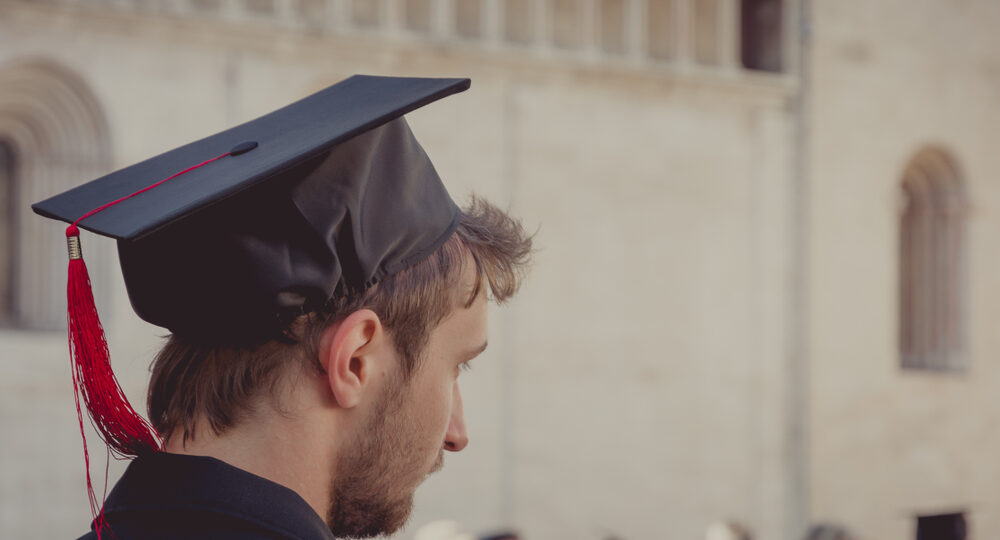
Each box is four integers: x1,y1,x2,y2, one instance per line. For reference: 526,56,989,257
33,75,532,539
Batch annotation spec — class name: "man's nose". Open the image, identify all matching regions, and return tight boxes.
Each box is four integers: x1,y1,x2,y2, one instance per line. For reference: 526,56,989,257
444,381,468,452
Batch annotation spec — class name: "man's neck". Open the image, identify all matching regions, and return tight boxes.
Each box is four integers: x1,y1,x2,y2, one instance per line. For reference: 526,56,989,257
163,410,336,522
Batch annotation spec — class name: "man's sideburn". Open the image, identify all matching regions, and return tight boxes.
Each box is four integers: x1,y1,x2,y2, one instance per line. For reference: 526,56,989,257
327,365,417,538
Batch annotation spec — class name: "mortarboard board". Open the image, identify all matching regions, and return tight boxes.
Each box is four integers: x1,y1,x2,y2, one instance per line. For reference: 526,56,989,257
34,74,470,340
30,75,471,507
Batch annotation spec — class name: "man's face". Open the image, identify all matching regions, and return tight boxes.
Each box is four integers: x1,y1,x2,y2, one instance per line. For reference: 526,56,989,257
327,260,488,537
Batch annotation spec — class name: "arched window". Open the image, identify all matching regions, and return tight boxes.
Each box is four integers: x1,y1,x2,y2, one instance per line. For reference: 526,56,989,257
0,60,112,330
899,148,967,370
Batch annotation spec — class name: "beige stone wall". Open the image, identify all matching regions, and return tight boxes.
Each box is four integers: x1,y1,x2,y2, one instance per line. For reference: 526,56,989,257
0,1,813,539
506,77,794,539
807,0,1000,538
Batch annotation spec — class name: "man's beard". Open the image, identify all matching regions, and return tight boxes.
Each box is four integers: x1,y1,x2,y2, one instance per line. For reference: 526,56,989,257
326,373,438,538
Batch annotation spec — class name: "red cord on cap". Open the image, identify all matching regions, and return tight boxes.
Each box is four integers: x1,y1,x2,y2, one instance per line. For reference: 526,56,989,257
65,151,233,539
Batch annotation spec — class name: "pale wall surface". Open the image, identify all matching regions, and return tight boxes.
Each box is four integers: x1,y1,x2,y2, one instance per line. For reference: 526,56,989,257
807,0,1000,538
508,77,794,539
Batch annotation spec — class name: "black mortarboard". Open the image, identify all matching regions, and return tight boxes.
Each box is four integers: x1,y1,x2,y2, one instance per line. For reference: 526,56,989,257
33,75,470,341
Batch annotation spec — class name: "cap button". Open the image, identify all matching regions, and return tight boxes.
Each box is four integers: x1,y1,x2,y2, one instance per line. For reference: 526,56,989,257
230,141,258,156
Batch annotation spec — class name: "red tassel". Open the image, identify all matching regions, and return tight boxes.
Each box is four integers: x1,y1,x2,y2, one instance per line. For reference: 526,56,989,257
66,224,161,456
66,224,162,536
63,151,232,457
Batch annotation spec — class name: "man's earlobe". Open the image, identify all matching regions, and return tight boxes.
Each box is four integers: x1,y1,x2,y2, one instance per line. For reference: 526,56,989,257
319,309,383,409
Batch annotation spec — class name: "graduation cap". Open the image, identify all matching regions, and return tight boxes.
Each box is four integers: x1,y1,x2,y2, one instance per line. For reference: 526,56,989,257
31,75,470,480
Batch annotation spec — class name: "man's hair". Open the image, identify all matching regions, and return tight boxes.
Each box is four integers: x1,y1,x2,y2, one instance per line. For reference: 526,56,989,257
147,196,532,442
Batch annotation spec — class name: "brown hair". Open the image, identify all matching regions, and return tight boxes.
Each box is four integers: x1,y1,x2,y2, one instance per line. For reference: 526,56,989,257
147,196,532,442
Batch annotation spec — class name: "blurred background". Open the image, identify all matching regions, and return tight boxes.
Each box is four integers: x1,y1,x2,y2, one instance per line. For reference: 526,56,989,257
1,1,998,539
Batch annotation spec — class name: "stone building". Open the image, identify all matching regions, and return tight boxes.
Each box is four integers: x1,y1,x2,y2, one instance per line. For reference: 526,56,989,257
0,1,998,539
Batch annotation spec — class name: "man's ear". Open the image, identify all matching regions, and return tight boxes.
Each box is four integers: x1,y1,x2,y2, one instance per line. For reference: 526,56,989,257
318,309,384,409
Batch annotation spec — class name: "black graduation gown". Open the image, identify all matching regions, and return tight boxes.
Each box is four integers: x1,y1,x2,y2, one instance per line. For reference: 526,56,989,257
75,452,335,540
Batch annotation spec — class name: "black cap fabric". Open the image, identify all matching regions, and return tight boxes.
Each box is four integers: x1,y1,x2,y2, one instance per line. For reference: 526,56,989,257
32,75,470,341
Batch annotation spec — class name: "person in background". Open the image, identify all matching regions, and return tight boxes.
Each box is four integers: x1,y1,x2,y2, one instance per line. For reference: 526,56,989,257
705,520,753,540
804,524,857,540
480,532,522,540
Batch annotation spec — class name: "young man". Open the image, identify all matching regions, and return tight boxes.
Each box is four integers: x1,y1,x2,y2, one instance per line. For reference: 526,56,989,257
33,76,532,539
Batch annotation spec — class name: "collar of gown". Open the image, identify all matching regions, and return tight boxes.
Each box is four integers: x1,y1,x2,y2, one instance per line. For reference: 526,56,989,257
97,451,335,540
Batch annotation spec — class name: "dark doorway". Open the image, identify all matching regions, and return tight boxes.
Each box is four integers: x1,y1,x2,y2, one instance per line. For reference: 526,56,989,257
740,0,783,72
916,513,967,540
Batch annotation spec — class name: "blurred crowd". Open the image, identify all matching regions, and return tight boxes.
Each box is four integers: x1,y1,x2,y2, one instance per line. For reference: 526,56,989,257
414,520,871,540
